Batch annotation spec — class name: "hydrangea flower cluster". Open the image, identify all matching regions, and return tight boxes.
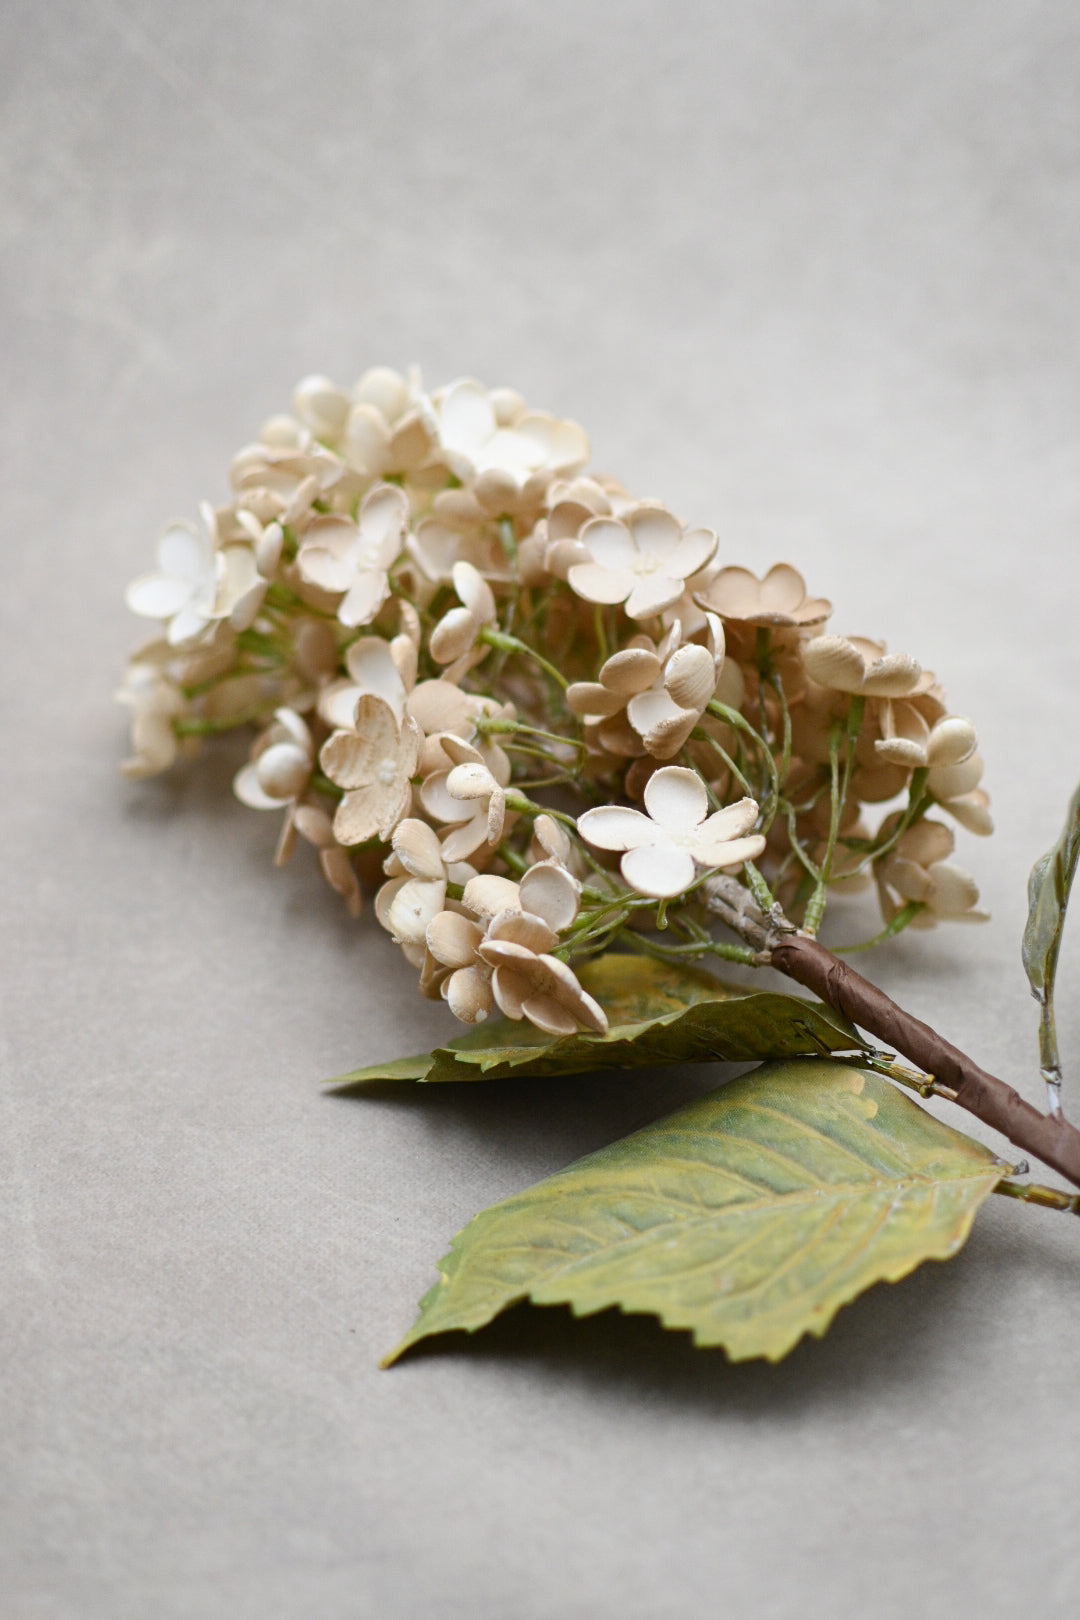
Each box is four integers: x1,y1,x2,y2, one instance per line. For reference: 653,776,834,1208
119,368,991,1036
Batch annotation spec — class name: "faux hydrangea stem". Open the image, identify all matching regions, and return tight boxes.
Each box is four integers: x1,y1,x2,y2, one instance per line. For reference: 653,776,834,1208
768,930,1080,1191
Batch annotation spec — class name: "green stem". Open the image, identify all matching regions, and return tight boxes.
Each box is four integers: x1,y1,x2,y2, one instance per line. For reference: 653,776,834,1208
480,628,569,691
831,900,926,954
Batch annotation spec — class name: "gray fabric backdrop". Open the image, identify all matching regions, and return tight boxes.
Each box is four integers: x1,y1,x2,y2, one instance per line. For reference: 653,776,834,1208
3,2,1079,1614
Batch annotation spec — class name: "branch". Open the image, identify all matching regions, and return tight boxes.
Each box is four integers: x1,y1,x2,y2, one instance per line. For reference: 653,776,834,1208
769,931,1080,1191
704,876,1080,1190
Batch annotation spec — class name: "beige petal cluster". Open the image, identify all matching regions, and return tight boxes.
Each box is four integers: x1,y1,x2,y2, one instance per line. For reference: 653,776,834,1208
431,379,589,505
233,708,314,819
802,634,922,699
875,818,988,928
320,694,421,845
230,435,346,527
568,618,723,761
419,734,515,862
375,818,476,953
874,689,977,772
578,767,765,899
125,504,266,646
317,625,418,732
115,648,186,778
927,753,994,837
291,367,437,483
423,863,606,1036
428,561,498,682
699,564,831,629
567,505,718,622
296,483,410,628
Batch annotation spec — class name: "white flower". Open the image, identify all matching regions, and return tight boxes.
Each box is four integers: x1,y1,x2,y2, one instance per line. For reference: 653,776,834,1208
296,482,410,627
567,506,717,621
699,564,832,629
320,693,421,845
801,634,922,699
317,633,415,732
374,818,476,946
419,735,514,862
578,767,765,899
431,378,589,495
125,505,220,645
875,818,988,927
115,648,185,777
428,561,498,682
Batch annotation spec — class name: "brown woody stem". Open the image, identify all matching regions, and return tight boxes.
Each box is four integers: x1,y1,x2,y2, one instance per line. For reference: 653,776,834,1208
768,930,1080,1190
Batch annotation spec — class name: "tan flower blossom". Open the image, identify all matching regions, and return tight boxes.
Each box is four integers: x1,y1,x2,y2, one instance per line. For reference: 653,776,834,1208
320,694,421,845
230,439,345,526
125,504,265,646
578,767,765,899
801,634,922,699
296,483,410,628
567,505,718,622
875,817,988,927
419,735,515,862
374,818,476,948
115,648,186,778
233,709,315,863
698,564,831,629
431,378,589,497
927,753,994,837
428,560,498,681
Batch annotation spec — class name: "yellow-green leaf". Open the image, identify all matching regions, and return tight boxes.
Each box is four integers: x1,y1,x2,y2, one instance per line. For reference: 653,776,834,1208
330,956,866,1088
384,1059,1004,1365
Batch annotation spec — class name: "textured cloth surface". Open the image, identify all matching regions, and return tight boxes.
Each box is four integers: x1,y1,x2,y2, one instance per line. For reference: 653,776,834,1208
3,3,1079,1616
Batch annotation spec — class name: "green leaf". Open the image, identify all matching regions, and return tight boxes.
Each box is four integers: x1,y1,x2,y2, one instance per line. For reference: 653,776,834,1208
329,956,868,1088
1022,777,1080,1092
384,1059,1004,1365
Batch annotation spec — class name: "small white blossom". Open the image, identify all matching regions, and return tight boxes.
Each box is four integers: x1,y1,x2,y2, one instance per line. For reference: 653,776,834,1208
567,505,718,622
296,483,410,628
578,767,765,899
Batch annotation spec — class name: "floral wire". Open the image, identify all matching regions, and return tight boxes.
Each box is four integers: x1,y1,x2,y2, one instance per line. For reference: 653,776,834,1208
691,727,755,798
765,670,793,788
498,516,518,570
479,627,570,691
830,900,927,954
803,696,864,937
706,699,779,815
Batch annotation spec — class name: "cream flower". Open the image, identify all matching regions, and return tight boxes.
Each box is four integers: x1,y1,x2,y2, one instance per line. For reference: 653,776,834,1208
569,619,723,761
698,564,832,629
230,440,345,526
431,378,589,496
296,483,410,628
801,635,922,699
567,506,718,621
341,367,437,481
875,818,988,927
125,505,220,646
320,693,421,845
419,735,514,862
428,560,498,681
115,650,185,777
927,752,994,836
578,767,765,899
233,708,314,821
874,699,977,772
317,633,415,731
374,818,476,947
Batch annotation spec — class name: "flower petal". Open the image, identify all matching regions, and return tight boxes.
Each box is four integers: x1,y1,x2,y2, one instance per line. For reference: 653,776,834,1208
642,766,709,835
620,841,697,898
567,561,634,606
519,861,580,932
576,804,658,852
